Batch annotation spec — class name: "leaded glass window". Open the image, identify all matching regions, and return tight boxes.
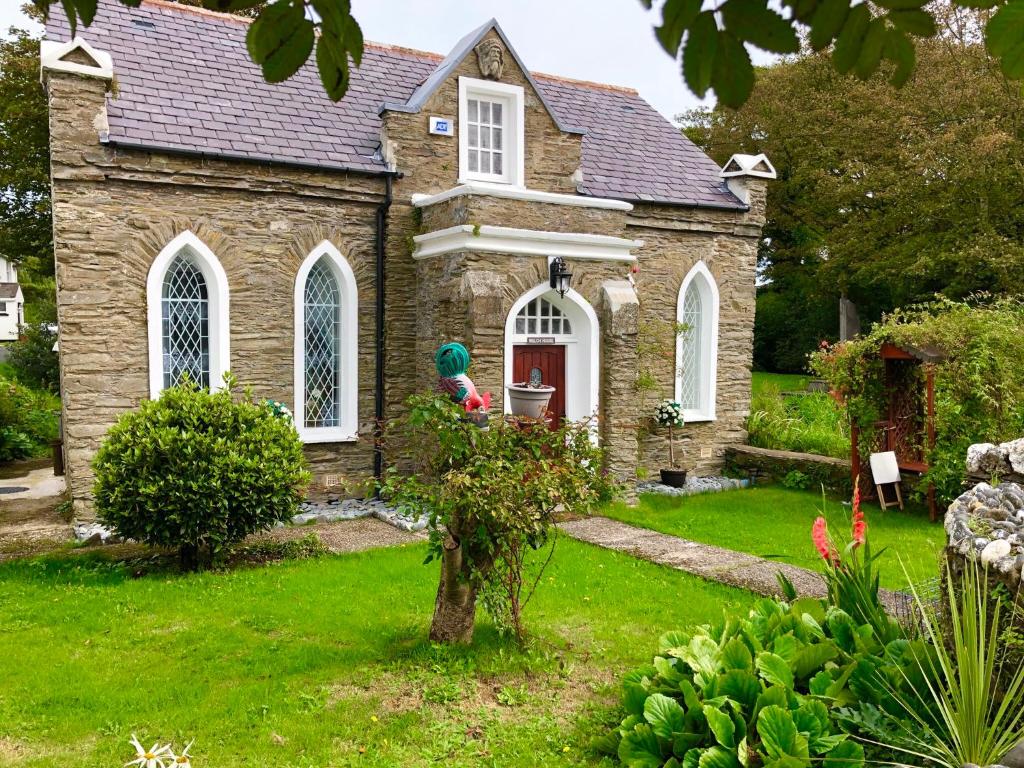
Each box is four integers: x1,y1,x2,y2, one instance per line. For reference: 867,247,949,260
303,258,341,429
679,282,703,411
514,297,572,336
161,254,210,389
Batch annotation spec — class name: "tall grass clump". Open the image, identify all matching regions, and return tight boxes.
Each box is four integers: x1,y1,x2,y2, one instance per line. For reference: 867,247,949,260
746,381,848,458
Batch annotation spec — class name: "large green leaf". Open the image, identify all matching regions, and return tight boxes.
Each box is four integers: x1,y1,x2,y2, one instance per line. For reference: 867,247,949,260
677,635,722,687
704,704,738,748
711,32,755,108
624,677,652,716
716,670,761,711
758,705,810,761
646,693,687,740
315,33,350,102
657,0,703,55
619,723,666,768
832,2,871,74
808,0,851,50
887,9,937,37
700,745,742,768
986,0,1024,78
793,641,838,679
756,652,795,689
722,637,754,671
247,0,315,84
683,11,720,98
853,16,886,79
822,738,865,768
720,0,800,53
883,27,916,86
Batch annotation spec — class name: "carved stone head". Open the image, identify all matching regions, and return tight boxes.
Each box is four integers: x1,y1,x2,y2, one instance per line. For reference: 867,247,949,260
474,39,505,80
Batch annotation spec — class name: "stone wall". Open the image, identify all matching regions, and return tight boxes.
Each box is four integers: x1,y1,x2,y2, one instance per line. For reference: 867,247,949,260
629,185,766,477
725,445,852,492
46,70,385,515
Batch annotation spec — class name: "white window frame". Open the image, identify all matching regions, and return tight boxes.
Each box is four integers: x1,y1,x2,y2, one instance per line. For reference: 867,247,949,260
675,261,720,423
146,231,230,399
293,240,359,444
458,76,525,187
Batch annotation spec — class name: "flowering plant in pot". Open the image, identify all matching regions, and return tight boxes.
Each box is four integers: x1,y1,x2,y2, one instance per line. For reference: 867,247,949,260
654,399,686,487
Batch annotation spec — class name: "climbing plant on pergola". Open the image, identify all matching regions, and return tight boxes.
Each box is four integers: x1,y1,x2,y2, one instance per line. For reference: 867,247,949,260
810,296,1024,510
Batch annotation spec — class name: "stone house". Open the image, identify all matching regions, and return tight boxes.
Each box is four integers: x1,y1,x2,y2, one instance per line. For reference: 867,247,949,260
43,0,774,515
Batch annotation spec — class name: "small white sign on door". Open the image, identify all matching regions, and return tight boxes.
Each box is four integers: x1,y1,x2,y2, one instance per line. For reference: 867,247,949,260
429,116,454,136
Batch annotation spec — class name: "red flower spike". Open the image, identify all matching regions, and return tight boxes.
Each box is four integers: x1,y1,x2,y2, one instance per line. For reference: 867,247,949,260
812,516,836,563
851,485,866,547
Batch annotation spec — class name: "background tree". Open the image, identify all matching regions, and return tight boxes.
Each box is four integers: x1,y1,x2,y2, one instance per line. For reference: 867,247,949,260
683,5,1024,371
0,20,54,323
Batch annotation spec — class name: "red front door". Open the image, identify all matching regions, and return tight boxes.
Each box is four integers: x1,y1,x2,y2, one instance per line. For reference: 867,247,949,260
512,344,566,428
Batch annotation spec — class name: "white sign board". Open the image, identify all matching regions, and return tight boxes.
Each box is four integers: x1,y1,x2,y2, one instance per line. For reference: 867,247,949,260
869,451,901,485
429,116,454,136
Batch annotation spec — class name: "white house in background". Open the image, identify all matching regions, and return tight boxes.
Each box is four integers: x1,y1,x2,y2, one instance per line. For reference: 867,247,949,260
0,255,25,342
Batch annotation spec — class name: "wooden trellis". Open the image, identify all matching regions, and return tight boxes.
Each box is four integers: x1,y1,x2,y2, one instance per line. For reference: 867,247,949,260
851,341,943,521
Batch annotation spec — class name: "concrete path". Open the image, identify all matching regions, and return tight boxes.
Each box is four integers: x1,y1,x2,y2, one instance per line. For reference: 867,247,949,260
559,516,906,614
0,464,66,500
262,517,426,554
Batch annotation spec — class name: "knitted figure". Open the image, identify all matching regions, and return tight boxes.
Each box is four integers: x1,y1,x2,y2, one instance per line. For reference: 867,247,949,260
435,342,491,412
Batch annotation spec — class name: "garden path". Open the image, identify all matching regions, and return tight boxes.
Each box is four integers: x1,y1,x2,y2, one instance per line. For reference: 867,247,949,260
559,516,907,614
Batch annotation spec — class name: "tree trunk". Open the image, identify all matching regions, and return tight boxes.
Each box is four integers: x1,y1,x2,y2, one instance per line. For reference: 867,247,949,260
429,533,478,644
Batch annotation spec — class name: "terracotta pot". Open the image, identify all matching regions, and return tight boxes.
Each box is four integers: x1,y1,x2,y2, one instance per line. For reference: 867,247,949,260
506,384,555,419
660,468,688,488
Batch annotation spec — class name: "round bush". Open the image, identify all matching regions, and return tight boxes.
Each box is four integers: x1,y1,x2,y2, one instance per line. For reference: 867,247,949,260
93,381,310,565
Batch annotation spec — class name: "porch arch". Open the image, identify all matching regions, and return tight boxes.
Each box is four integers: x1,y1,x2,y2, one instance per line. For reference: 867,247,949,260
503,283,599,423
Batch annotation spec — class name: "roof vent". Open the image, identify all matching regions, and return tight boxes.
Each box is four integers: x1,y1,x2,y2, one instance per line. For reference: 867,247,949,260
132,19,156,28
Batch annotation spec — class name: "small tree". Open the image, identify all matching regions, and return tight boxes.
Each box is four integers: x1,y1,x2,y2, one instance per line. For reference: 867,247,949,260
383,394,615,644
93,377,309,568
654,399,685,468
7,322,59,392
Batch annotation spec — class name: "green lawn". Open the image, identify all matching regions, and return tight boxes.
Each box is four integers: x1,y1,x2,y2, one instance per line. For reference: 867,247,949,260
0,538,752,767
602,487,943,591
752,371,811,396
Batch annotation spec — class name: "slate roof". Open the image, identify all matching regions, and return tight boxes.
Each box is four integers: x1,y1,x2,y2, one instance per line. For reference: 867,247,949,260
0,284,22,300
45,0,744,209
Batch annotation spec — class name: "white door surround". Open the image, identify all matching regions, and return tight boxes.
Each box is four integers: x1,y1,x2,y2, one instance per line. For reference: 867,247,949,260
503,284,599,424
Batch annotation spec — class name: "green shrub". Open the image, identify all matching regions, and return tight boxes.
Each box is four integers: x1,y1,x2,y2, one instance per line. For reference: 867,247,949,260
781,470,811,490
810,296,1024,504
92,379,310,568
7,322,59,392
603,595,924,768
0,374,59,461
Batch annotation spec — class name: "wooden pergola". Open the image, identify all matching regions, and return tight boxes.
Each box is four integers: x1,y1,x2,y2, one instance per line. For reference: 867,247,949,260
850,341,943,521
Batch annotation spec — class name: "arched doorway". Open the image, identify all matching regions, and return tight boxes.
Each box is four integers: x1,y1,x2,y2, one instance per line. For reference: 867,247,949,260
504,284,599,426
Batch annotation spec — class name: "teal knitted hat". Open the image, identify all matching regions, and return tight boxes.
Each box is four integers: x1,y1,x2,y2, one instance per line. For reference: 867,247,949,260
435,342,470,378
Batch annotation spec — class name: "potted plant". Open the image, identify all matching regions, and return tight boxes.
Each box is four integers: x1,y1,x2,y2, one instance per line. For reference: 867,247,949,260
506,381,555,419
655,399,687,487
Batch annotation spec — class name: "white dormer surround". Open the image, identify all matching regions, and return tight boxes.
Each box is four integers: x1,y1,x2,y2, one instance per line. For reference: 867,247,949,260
720,153,776,204
40,37,114,81
412,225,643,262
411,183,633,211
458,77,525,186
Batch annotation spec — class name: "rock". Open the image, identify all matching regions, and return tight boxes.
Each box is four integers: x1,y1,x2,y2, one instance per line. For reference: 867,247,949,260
1003,439,1024,475
981,539,1012,565
967,443,1005,475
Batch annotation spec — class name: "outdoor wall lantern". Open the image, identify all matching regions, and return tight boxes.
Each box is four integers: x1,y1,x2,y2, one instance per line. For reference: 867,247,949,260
549,256,572,299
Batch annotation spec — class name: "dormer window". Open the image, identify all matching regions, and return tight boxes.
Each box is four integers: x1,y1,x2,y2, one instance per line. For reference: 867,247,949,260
458,77,524,186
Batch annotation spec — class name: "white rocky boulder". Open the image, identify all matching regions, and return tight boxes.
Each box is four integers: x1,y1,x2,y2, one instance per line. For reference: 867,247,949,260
967,443,1006,475
981,538,1012,565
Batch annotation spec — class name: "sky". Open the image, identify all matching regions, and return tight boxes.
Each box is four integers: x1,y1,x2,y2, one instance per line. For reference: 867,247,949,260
0,0,777,122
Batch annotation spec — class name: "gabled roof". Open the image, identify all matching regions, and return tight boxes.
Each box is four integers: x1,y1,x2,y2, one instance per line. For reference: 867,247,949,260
44,0,745,209
380,18,585,136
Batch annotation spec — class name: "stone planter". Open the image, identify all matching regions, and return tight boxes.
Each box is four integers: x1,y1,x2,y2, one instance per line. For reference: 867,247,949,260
506,384,555,419
660,468,688,487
